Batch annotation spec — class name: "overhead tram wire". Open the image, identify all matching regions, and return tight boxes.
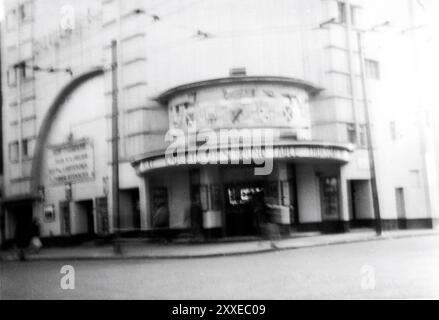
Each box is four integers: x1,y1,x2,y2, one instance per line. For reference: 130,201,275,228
144,24,320,55
14,61,74,76
143,0,208,30
148,0,207,22
138,1,214,53
139,1,324,56
145,0,203,15
145,0,177,12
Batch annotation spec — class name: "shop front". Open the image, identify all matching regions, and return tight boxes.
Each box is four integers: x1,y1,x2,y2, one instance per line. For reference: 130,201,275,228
133,144,353,239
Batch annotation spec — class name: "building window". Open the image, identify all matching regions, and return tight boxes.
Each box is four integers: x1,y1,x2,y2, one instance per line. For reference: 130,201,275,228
9,141,19,163
390,121,397,141
22,139,29,158
351,6,358,25
6,9,17,30
21,61,33,81
6,3,32,28
22,139,32,159
337,2,347,24
19,2,33,23
365,59,380,79
347,123,356,144
359,124,368,147
19,4,26,20
337,2,357,25
7,67,17,86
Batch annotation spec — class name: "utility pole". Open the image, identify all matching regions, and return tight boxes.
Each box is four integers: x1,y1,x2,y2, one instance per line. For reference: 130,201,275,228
111,40,122,254
357,31,382,236
319,8,387,236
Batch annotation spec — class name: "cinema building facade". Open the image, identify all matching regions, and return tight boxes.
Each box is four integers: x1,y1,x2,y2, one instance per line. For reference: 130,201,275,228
131,76,357,237
2,0,438,246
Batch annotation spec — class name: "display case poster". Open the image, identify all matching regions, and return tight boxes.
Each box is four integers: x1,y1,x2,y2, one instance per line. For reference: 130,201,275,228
321,177,340,221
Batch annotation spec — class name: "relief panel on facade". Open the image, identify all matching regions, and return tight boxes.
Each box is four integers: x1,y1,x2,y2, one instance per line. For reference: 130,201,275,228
168,84,312,136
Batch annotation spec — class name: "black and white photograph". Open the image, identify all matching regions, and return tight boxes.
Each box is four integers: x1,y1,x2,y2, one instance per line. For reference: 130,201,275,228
0,0,439,304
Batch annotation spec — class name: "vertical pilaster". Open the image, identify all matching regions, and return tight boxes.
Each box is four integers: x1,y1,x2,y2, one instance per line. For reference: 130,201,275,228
339,165,350,232
139,176,151,230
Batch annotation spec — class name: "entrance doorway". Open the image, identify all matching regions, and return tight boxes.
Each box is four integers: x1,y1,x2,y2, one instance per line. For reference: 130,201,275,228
224,183,264,237
395,188,407,229
119,189,141,231
320,176,341,233
348,180,374,228
6,202,33,245
75,200,95,236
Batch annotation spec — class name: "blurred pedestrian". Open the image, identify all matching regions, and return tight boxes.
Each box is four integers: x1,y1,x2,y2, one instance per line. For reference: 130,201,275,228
30,218,42,254
15,219,31,261
190,194,203,241
253,192,279,249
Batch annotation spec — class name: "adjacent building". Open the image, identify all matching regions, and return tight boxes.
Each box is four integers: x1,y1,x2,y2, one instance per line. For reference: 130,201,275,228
1,0,438,245
0,20,4,247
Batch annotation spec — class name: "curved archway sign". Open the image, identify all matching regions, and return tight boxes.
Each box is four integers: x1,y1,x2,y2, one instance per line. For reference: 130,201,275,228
31,68,105,196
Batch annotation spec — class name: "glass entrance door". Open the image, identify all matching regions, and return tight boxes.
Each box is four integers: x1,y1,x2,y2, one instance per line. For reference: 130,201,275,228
320,177,341,222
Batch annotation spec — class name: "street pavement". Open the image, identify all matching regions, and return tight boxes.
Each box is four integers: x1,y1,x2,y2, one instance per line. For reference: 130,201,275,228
0,229,436,261
1,235,439,299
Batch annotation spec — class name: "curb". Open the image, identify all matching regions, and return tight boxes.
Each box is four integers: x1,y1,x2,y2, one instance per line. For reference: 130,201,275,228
1,231,438,263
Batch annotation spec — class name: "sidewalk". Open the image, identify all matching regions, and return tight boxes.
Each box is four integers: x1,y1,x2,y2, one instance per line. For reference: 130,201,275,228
1,229,438,262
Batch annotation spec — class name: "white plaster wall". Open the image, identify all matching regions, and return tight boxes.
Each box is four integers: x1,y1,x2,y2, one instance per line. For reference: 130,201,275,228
39,77,108,237
296,164,321,223
149,169,191,229
145,0,328,94
167,170,191,229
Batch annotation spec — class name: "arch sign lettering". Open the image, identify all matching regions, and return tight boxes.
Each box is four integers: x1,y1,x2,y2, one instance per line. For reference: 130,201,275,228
47,139,95,185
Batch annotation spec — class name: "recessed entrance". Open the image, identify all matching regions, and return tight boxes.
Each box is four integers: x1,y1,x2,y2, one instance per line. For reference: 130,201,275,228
224,183,264,237
119,189,141,231
320,176,342,233
348,180,374,228
6,202,33,246
75,200,95,236
395,187,407,229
